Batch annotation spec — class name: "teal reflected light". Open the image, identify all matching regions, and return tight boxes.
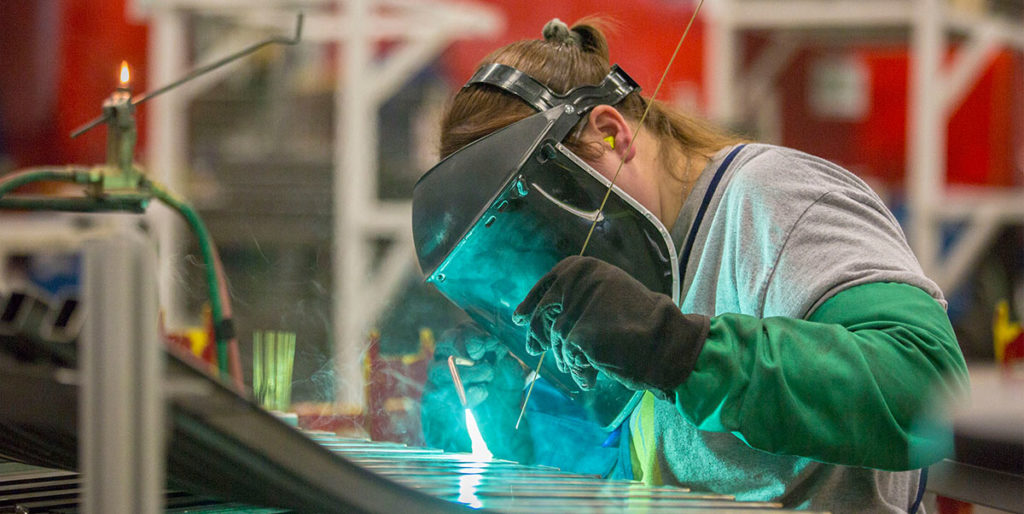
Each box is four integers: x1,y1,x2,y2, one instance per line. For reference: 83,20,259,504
457,473,484,509
425,173,651,428
413,108,679,429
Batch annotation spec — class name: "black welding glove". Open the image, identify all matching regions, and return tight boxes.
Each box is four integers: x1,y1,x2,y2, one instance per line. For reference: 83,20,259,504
420,322,533,462
512,255,710,401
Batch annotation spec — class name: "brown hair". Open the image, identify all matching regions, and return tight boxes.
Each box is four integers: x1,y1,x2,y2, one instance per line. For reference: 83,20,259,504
438,17,746,176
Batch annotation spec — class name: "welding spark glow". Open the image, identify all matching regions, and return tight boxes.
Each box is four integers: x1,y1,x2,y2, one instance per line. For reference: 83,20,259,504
464,409,492,460
119,61,130,86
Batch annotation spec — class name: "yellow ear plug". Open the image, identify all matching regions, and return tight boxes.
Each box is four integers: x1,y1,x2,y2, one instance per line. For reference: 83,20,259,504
604,135,615,149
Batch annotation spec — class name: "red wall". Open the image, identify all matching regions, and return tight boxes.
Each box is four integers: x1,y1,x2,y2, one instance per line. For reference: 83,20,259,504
778,44,1019,187
0,0,64,168
946,50,1018,186
0,0,148,169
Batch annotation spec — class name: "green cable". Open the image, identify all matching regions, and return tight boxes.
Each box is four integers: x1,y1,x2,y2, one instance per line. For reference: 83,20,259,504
0,168,94,198
144,179,229,379
0,170,230,380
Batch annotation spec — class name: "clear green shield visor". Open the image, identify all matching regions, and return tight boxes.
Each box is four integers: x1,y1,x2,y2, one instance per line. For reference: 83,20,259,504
412,106,679,429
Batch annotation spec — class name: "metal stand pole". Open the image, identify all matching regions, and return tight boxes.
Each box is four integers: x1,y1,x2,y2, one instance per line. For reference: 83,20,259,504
80,226,164,514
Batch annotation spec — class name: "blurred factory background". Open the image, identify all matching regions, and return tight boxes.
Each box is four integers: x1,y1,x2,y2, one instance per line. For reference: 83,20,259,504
0,0,1021,512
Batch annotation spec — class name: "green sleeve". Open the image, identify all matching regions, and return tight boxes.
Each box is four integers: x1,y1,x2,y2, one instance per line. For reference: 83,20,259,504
673,282,969,471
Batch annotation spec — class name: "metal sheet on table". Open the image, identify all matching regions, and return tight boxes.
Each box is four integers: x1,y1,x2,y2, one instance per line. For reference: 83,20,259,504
301,433,819,512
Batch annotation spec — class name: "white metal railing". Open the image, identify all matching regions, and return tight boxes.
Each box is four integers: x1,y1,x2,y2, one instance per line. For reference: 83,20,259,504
703,0,1024,295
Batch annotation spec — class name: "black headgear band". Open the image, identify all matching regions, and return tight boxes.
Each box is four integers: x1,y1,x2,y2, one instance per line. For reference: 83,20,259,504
465,63,640,115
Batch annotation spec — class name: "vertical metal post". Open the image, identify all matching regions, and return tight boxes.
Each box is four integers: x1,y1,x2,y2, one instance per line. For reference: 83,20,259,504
147,6,189,328
135,230,164,514
335,0,374,410
80,226,164,514
907,0,945,276
705,0,739,124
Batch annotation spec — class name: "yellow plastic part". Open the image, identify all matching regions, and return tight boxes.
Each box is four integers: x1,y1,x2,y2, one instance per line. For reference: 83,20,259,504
994,300,1022,363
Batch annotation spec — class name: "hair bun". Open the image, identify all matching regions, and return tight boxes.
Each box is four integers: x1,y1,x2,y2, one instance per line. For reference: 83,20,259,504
542,18,582,46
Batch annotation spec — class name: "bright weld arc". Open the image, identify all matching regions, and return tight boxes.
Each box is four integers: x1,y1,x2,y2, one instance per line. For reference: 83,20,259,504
448,356,493,459
464,409,493,460
515,0,707,428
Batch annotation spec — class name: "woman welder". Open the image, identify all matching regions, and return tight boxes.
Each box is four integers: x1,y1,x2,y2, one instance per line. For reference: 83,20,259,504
420,17,969,512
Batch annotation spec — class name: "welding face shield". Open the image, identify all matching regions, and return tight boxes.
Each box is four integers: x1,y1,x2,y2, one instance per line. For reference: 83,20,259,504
412,64,679,430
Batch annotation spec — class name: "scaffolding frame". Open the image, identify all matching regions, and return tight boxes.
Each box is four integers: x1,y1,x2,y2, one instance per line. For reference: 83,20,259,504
136,0,500,410
704,0,1024,295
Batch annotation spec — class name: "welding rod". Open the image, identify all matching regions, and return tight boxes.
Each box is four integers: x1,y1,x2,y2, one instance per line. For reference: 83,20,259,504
514,352,543,430
132,13,303,106
446,355,468,407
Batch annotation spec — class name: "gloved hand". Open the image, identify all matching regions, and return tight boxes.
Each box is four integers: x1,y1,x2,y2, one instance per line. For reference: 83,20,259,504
512,255,710,400
420,322,533,462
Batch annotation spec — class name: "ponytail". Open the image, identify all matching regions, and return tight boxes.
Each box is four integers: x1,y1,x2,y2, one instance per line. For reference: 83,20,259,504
439,16,746,164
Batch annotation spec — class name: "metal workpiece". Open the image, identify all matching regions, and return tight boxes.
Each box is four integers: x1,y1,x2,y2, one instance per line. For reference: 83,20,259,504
303,432,815,513
0,341,818,513
2,261,807,514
